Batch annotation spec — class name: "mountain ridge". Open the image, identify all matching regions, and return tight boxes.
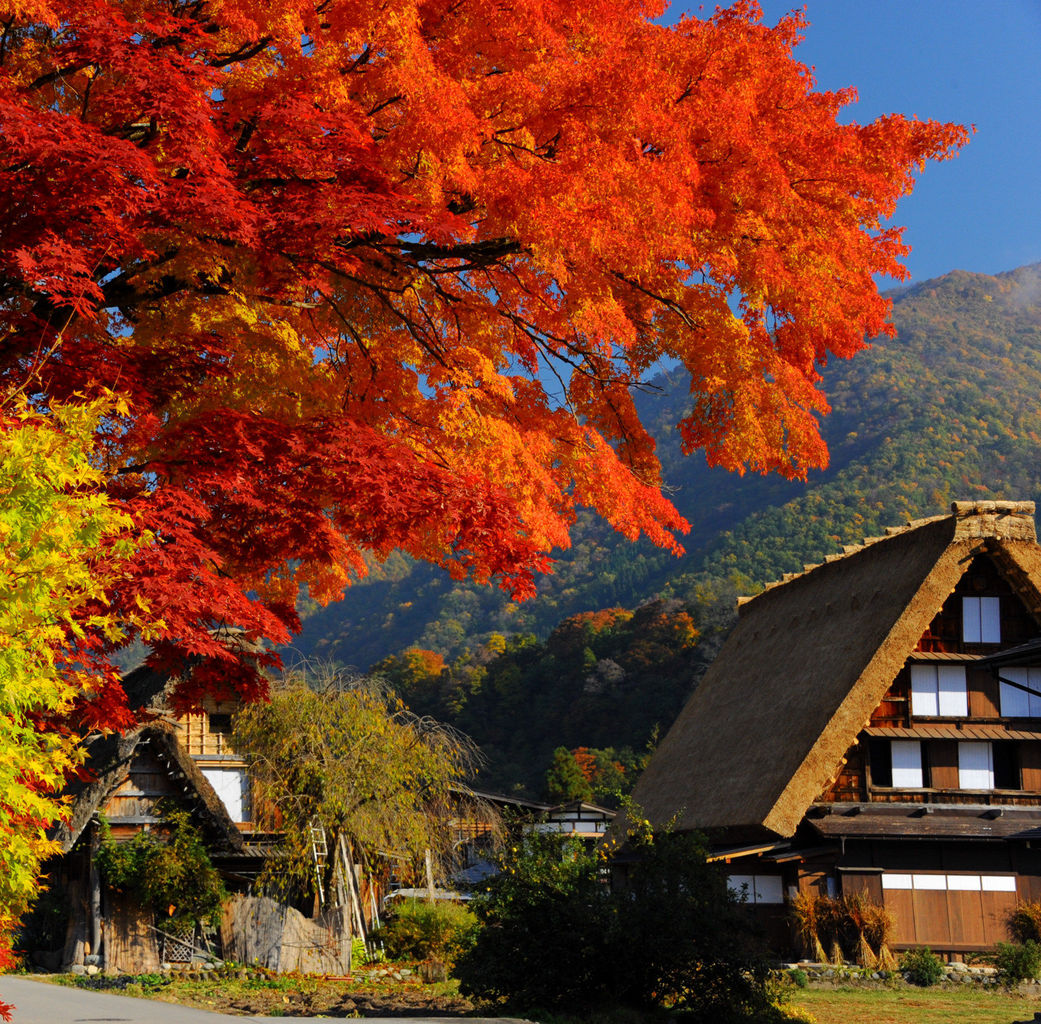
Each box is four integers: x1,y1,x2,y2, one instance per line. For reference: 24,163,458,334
289,262,1041,672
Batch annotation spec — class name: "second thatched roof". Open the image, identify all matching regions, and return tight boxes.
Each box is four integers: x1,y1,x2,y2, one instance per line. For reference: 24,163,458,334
630,501,1041,840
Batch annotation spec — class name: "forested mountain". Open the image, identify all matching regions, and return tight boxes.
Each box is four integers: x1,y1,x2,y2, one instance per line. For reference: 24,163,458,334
292,263,1041,663
289,263,1041,794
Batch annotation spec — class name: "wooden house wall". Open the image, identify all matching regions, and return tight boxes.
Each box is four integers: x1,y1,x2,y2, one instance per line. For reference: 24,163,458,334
928,741,959,790
104,891,161,974
794,864,834,897
867,666,1002,730
102,744,183,826
826,840,1041,953
968,666,1001,718
870,670,909,728
820,743,864,803
173,700,257,826
840,870,882,904
745,904,792,954
176,699,241,758
806,860,1020,952
916,555,1038,654
822,565,1041,809
1021,745,1041,792
877,884,1014,950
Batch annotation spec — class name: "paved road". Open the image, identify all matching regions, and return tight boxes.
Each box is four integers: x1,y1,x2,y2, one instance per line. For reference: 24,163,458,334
0,976,537,1024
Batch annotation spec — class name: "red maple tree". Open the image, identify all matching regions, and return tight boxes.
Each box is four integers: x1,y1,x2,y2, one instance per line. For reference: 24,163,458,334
0,0,968,718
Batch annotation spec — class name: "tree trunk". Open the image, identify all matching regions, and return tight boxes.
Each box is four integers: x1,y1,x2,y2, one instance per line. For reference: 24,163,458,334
60,879,87,971
89,823,102,961
425,849,436,905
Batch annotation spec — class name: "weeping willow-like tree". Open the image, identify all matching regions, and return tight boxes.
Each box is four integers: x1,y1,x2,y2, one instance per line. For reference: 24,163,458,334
232,670,482,904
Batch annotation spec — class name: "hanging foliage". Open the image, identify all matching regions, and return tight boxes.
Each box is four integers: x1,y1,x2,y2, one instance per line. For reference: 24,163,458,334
94,808,227,932
232,670,480,901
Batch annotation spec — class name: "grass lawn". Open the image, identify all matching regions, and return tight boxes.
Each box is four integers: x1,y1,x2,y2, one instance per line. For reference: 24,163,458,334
789,985,1041,1024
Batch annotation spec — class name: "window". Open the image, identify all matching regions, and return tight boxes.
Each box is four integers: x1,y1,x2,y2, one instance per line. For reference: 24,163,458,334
958,741,993,789
982,875,1018,892
202,766,251,822
871,739,927,788
999,667,1041,717
881,873,913,890
208,712,233,734
963,596,1000,643
868,738,893,787
727,874,784,905
891,740,924,788
994,743,1021,790
910,664,967,717
882,872,1015,892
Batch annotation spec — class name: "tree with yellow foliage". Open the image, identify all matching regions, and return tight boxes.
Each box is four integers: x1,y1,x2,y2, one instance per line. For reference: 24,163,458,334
0,397,145,1000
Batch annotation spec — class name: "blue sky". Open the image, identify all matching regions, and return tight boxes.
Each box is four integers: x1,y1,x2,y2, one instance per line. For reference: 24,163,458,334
675,1,1041,285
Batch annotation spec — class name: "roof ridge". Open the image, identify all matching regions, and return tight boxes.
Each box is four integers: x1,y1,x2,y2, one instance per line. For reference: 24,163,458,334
738,502,1036,610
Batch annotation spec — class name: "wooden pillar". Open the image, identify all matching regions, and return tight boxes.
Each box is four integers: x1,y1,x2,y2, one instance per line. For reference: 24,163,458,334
60,878,87,970
89,821,102,962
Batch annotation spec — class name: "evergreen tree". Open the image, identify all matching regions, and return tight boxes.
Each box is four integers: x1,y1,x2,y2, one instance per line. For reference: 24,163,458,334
545,747,593,803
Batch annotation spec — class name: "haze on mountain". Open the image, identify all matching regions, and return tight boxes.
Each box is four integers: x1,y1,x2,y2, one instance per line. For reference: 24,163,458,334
290,262,1041,674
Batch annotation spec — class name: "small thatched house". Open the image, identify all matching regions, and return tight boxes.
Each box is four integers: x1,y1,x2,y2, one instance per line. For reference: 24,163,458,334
43,646,361,976
47,661,262,973
631,500,1041,957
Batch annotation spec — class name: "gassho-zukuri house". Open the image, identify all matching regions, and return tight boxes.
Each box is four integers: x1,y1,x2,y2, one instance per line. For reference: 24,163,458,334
631,500,1041,957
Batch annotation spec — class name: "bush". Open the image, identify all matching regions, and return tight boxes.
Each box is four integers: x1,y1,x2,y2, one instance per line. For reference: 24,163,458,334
375,899,477,967
454,833,612,1011
1009,902,1041,943
994,940,1041,984
899,947,944,986
94,808,226,932
787,967,809,988
456,829,786,1022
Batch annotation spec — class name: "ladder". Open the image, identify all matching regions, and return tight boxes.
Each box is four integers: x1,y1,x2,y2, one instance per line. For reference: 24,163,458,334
310,821,367,934
309,819,328,909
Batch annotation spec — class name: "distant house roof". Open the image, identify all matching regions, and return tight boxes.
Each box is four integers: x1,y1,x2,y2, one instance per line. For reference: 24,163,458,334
630,500,1041,840
545,800,616,820
451,786,552,813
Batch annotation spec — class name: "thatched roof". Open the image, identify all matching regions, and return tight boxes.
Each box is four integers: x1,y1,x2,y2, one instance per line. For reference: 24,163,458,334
54,721,246,855
53,655,254,855
630,501,1041,841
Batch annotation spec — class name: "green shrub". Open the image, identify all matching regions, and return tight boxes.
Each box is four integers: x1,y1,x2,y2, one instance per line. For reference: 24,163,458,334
94,808,226,932
456,829,783,1022
786,967,809,988
375,899,477,967
899,947,944,986
994,940,1041,984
